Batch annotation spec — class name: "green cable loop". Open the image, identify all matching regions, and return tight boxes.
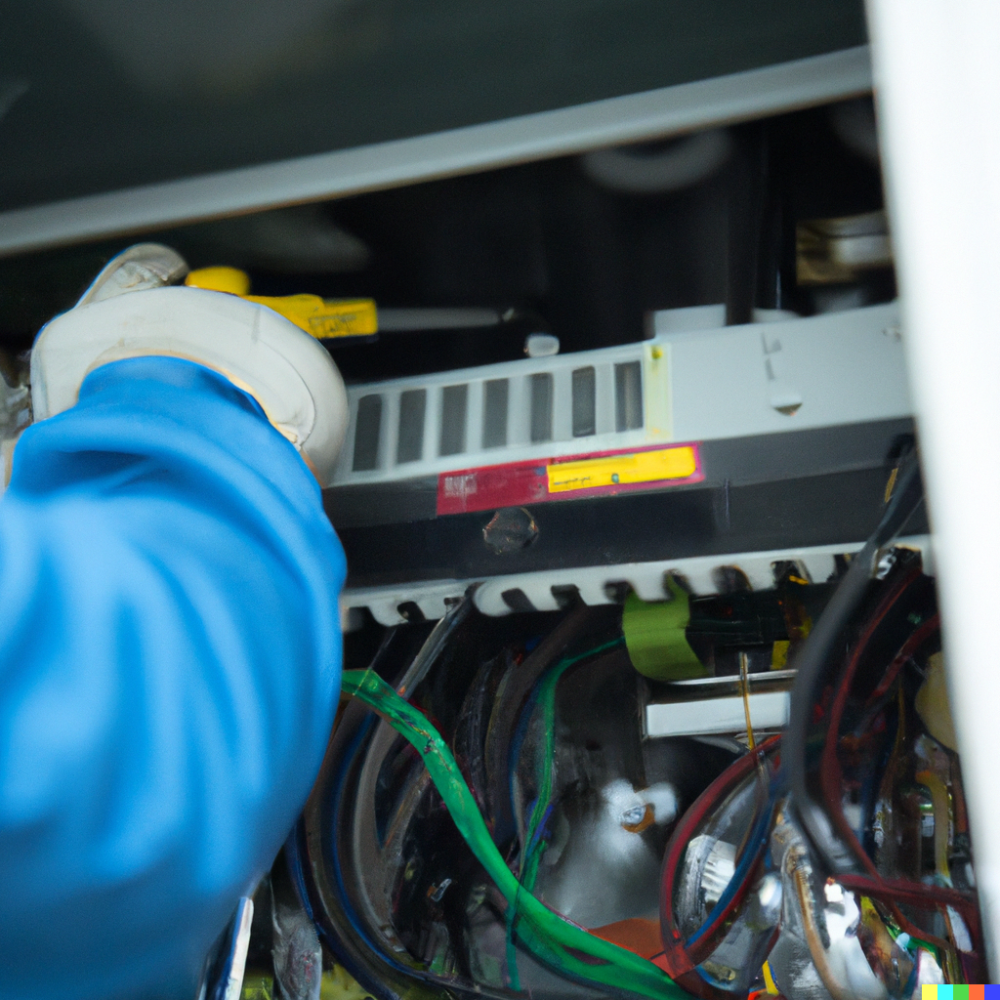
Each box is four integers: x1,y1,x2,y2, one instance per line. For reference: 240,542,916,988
340,668,687,1000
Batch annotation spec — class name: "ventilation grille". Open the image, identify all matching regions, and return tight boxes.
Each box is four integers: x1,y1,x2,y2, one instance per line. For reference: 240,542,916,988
343,353,647,477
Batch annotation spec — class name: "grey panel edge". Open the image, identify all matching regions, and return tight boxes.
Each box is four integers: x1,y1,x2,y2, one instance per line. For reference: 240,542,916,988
0,46,871,256
699,417,915,487
324,477,439,528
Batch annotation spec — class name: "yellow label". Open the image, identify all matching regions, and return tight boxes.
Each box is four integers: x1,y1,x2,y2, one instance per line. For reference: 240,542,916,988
547,446,697,493
244,294,378,339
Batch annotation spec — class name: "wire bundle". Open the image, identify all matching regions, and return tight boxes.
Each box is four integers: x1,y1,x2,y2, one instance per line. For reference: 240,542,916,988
340,667,688,1000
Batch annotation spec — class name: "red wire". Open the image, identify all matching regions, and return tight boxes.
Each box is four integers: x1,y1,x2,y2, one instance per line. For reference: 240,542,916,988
865,613,940,708
659,737,780,992
658,563,985,990
817,564,981,961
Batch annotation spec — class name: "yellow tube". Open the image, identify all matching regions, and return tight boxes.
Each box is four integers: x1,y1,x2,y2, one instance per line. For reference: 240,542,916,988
915,769,952,886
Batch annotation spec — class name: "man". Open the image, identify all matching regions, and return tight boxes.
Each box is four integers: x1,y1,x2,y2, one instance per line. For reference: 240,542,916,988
0,245,348,999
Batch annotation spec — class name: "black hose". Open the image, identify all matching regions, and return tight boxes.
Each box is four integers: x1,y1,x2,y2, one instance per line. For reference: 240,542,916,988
786,452,924,873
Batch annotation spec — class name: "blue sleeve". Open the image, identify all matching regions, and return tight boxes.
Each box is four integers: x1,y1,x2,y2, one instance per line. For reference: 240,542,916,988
0,357,346,1000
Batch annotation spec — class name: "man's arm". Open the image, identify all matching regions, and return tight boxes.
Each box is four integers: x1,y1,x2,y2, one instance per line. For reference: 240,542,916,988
0,356,345,1000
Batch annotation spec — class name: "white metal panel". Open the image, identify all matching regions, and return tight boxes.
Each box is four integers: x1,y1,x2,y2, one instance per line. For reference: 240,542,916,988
668,302,911,442
0,47,872,257
329,303,913,487
867,0,1000,969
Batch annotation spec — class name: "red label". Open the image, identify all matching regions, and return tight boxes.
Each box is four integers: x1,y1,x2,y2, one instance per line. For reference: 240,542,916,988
436,442,703,516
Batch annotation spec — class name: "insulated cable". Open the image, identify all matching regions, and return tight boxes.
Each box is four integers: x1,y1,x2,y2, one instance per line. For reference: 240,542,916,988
786,450,924,874
506,637,624,989
340,668,689,1000
519,637,624,893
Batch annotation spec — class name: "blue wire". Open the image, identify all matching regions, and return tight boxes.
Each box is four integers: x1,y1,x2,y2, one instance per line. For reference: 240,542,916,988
684,775,780,950
322,715,420,977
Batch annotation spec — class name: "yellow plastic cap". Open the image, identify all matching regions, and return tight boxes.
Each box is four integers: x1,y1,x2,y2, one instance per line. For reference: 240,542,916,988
185,266,252,296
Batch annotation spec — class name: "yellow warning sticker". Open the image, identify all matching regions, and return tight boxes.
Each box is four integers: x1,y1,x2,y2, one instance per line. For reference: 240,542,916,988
547,445,698,493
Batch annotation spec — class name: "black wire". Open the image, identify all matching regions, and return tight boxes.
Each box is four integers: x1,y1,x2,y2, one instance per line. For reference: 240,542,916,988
786,452,924,873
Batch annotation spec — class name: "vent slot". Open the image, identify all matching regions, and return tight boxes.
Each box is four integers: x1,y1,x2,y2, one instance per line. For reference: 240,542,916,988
572,366,596,437
352,394,383,471
530,372,553,443
501,588,536,612
439,384,469,456
483,378,509,449
615,361,643,431
396,389,426,464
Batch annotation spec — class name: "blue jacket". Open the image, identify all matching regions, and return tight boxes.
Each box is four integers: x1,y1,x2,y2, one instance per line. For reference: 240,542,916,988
0,357,345,999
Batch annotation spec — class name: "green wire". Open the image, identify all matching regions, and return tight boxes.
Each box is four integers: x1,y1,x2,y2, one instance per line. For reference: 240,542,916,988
507,638,625,988
340,668,687,1000
502,638,618,985
520,637,625,893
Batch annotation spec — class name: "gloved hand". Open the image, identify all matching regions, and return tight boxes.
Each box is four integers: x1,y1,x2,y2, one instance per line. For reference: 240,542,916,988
31,243,349,487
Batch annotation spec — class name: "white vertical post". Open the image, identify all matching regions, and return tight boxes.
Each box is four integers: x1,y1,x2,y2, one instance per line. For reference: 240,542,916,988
866,0,1000,971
